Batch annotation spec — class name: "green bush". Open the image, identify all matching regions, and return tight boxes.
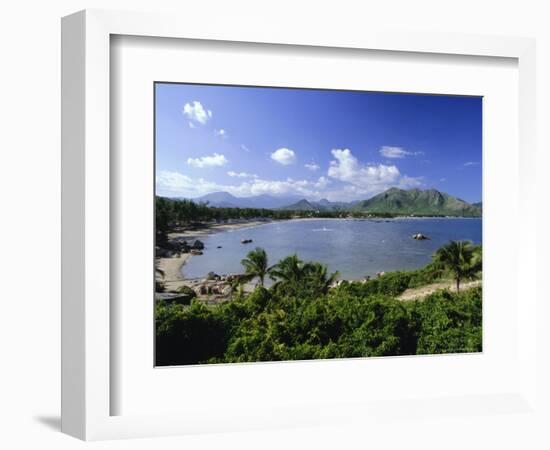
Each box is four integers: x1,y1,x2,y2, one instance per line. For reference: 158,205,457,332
175,285,197,299
155,301,228,366
407,286,482,354
155,251,482,366
155,283,482,365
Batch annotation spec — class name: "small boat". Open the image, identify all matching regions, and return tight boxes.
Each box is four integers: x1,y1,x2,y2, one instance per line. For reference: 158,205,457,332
241,239,253,244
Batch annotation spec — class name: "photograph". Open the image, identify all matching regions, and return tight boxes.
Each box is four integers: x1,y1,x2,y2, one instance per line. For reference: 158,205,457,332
154,83,482,366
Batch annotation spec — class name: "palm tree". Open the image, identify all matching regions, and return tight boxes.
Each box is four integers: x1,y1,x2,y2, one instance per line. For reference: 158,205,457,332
432,240,481,292
268,255,339,295
303,262,340,295
240,247,270,287
267,254,305,288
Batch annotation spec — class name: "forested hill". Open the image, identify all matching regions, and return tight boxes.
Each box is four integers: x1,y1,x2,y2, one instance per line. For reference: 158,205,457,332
352,188,482,217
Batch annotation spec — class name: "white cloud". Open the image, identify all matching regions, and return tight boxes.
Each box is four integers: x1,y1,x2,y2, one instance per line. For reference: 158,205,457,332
328,148,422,197
157,170,327,199
463,161,480,167
227,171,258,179
183,101,212,125
188,122,196,129
214,129,227,138
315,176,330,189
379,146,423,159
240,144,251,152
187,153,228,168
156,171,220,197
157,149,424,202
305,162,320,171
270,147,296,165
398,176,424,189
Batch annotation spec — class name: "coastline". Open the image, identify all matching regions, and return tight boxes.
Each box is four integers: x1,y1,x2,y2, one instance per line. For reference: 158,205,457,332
156,215,481,293
157,219,271,292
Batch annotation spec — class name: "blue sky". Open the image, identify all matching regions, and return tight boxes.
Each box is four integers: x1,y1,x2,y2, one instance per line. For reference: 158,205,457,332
155,83,482,203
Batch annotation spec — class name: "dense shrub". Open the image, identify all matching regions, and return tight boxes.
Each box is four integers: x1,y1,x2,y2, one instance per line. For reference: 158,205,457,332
407,286,482,354
155,281,482,365
155,301,228,366
175,285,197,299
335,264,439,298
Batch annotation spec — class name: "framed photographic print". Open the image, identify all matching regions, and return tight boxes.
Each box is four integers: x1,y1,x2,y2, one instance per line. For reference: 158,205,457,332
62,9,539,441
153,82,483,367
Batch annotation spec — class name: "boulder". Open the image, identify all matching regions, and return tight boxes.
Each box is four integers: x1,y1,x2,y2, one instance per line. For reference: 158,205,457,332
155,292,193,305
192,239,205,250
220,285,233,296
412,233,430,240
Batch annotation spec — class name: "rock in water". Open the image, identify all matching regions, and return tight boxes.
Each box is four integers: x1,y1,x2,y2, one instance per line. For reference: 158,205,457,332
412,233,430,240
192,240,205,250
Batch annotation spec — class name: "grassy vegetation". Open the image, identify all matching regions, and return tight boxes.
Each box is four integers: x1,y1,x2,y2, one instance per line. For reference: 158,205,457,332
155,241,482,366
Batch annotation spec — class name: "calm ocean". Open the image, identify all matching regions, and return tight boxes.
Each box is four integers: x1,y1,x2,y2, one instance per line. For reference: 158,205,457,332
181,218,482,281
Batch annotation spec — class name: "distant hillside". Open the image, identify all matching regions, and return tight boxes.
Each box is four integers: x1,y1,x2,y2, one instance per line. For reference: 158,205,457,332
190,191,300,209
280,199,320,211
354,188,482,217
181,188,481,217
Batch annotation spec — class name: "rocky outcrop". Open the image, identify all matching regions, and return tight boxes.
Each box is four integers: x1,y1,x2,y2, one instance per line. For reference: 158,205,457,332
412,233,430,240
156,238,191,257
155,292,194,305
191,239,205,250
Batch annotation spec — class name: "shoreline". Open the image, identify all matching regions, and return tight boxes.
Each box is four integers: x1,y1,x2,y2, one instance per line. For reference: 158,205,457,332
156,216,481,293
157,219,272,292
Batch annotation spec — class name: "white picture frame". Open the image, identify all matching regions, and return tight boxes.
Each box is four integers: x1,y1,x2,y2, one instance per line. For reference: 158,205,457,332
61,9,538,441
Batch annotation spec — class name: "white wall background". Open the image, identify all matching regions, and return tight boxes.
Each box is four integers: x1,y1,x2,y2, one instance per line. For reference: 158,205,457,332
0,1,548,449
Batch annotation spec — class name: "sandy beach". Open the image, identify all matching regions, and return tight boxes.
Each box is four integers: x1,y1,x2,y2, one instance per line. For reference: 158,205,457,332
156,219,270,292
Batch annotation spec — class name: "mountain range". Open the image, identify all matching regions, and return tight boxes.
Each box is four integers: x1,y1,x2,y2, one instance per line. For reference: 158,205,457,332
188,191,301,209
187,188,482,217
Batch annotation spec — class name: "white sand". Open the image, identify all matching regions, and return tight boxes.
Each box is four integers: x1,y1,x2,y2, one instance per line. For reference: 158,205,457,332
157,220,269,292
398,279,481,301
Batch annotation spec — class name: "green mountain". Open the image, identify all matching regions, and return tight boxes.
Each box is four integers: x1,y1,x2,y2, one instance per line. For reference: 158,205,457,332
353,188,482,217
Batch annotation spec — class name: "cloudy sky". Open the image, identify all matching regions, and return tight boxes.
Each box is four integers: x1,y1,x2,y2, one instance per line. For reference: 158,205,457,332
155,83,482,203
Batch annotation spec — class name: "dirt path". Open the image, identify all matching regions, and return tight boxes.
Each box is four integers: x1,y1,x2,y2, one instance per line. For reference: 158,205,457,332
398,279,481,301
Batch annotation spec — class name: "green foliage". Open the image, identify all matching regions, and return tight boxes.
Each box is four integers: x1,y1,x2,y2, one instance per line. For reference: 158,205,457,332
175,285,197,299
155,196,296,236
241,247,270,286
407,287,482,354
155,195,479,242
353,187,482,217
432,241,482,291
337,264,439,298
267,254,339,298
155,255,482,366
155,301,229,366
